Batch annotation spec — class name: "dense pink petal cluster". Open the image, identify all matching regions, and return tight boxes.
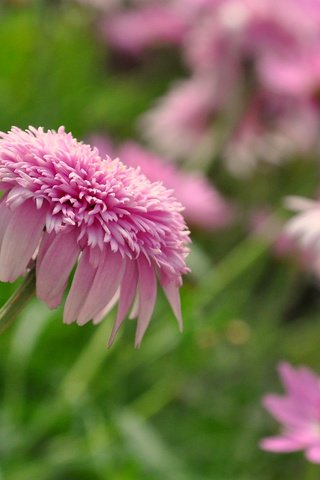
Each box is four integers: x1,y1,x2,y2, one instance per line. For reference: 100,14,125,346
103,0,320,171
261,362,320,463
90,135,233,230
0,126,190,346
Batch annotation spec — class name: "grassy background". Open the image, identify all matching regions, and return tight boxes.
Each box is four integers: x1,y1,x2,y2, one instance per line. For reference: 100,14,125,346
0,3,320,479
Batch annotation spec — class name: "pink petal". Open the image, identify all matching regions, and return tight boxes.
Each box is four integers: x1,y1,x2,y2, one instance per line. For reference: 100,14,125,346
160,272,182,331
36,229,80,309
263,394,310,427
77,249,125,325
278,362,320,404
260,435,302,453
108,259,138,347
306,445,320,463
93,289,120,325
135,256,157,348
0,195,12,249
64,248,98,324
0,199,47,282
129,291,140,320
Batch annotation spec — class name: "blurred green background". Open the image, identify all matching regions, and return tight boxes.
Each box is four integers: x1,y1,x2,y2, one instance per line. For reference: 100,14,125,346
0,2,320,479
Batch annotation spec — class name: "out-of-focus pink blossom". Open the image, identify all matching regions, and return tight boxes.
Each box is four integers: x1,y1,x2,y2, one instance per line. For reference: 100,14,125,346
89,135,233,230
224,94,318,176
259,46,320,96
100,5,187,55
261,362,320,463
249,208,314,269
101,0,320,174
184,0,320,97
140,77,218,160
284,196,320,272
0,126,191,346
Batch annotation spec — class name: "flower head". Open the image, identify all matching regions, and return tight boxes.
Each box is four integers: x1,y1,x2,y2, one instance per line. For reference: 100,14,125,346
261,362,320,463
0,126,190,346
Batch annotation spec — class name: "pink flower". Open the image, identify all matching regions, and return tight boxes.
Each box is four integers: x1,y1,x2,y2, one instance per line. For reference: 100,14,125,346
224,93,318,176
261,362,320,463
91,136,233,230
285,196,320,250
100,4,187,55
140,76,218,160
0,126,190,346
184,0,320,97
259,45,320,96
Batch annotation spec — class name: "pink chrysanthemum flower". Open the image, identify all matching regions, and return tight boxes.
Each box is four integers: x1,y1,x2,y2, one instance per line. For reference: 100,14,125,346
261,362,320,463
0,126,190,346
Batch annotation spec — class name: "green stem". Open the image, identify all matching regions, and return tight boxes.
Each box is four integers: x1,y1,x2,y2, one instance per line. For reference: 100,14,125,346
0,267,36,334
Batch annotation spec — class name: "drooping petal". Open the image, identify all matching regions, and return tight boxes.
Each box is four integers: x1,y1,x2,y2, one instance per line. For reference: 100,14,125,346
135,256,157,348
108,259,138,346
36,229,80,309
0,199,47,282
160,272,182,331
93,289,120,325
77,249,125,325
260,435,302,453
64,248,97,324
129,290,140,320
0,195,13,249
306,445,320,463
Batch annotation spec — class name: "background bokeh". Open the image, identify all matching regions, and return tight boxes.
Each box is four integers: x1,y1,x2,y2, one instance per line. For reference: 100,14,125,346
1,1,320,479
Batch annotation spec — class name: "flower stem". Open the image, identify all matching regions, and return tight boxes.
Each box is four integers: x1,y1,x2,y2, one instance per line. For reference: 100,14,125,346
0,267,36,334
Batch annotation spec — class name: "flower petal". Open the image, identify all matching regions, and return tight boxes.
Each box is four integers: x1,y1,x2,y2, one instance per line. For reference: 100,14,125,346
108,259,138,347
260,435,302,453
160,272,182,331
64,248,98,324
135,256,157,347
0,199,47,282
306,445,320,463
0,195,12,249
77,249,125,325
263,394,310,427
93,289,120,325
36,229,80,309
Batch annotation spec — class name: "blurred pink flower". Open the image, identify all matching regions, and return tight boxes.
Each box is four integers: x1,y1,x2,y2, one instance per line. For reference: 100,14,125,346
249,207,314,268
261,362,320,463
89,135,233,230
140,77,218,160
282,196,320,276
100,4,187,54
0,126,190,346
259,45,320,96
184,0,320,97
224,93,318,176
101,0,320,173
